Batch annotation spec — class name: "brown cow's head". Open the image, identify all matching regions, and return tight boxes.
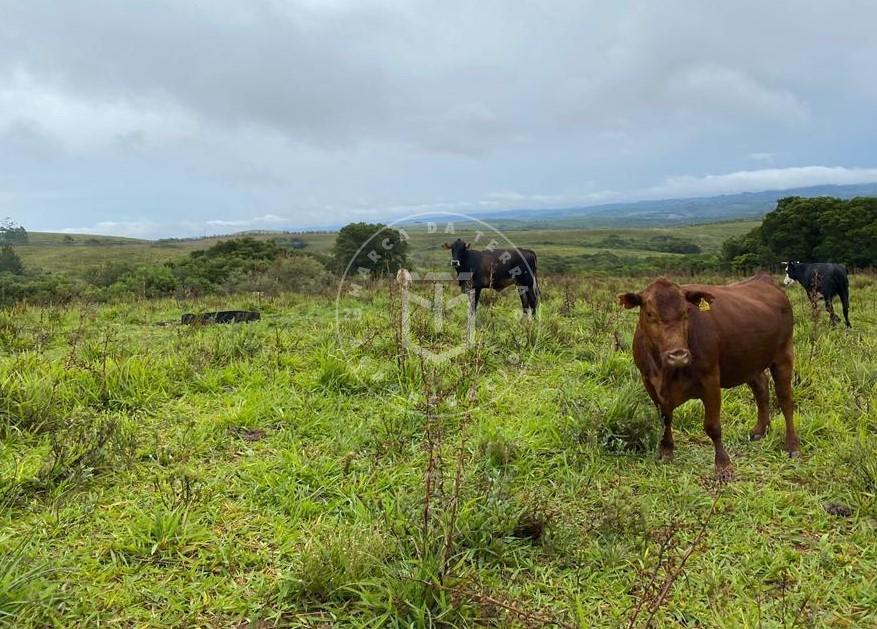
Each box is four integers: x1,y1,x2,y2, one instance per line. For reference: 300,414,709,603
618,278,714,369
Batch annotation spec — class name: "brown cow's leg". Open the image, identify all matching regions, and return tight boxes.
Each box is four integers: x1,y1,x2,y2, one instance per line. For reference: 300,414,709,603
748,371,771,441
770,350,801,457
659,411,674,461
702,382,732,481
642,379,673,461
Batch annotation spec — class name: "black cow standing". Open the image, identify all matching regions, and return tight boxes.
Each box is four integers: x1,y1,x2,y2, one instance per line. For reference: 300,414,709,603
783,261,851,327
443,238,539,317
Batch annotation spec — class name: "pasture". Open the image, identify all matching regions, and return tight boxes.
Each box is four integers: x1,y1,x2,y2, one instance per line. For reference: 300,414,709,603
1,270,876,626
15,220,759,281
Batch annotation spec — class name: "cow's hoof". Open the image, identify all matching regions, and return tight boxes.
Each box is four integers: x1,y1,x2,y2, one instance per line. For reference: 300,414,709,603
787,449,801,459
715,465,734,483
750,432,764,442
658,448,674,463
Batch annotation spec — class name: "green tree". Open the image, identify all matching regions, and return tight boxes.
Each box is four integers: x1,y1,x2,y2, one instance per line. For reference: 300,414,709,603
0,246,24,274
331,223,409,277
814,197,877,267
760,197,831,260
721,196,877,269
0,218,28,245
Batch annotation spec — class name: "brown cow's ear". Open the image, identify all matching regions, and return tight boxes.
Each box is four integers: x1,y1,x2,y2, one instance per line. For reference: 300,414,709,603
442,242,450,249
684,290,715,305
618,292,642,309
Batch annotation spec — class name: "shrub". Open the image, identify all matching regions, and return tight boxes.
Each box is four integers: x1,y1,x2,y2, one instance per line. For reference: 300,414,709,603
331,222,408,276
567,382,658,455
0,247,23,275
316,355,360,393
598,383,658,454
111,265,178,298
265,254,331,294
117,506,210,561
277,524,386,604
478,431,518,469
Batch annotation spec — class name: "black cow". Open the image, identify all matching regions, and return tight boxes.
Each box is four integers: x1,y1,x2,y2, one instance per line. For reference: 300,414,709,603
181,310,261,325
443,238,539,316
783,261,851,327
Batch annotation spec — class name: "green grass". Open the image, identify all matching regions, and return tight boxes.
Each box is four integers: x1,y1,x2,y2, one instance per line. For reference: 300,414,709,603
1,271,876,626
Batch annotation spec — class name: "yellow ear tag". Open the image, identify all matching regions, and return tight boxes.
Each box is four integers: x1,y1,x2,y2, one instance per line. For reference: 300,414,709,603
698,299,711,312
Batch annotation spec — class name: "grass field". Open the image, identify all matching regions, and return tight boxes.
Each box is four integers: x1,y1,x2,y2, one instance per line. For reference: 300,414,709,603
2,268,876,626
15,220,759,280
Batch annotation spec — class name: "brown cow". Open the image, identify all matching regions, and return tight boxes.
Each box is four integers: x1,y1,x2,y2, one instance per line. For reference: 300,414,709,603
618,274,800,480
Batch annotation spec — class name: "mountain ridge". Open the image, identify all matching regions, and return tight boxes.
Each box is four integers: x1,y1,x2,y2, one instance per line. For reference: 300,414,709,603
402,182,877,229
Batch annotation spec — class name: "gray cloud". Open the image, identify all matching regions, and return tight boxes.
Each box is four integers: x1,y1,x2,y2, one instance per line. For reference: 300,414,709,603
2,0,876,237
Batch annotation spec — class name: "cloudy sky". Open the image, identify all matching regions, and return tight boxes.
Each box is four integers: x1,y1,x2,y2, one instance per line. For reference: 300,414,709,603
3,1,877,238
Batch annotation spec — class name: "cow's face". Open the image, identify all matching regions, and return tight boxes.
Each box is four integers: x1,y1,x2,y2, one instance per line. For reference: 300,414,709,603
619,278,714,369
443,239,469,270
783,261,802,286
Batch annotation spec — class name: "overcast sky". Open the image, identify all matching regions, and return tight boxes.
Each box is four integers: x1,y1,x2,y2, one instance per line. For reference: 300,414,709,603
3,1,877,238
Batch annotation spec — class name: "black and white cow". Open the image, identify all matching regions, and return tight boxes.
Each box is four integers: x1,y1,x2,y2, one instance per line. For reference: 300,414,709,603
783,261,851,327
443,238,539,317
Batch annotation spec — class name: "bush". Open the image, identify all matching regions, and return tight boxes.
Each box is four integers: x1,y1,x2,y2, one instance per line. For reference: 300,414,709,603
0,273,82,306
0,247,23,275
91,238,332,299
566,382,658,455
111,265,178,298
331,222,409,277
598,383,658,454
478,431,518,469
265,254,331,294
172,237,284,289
278,524,386,603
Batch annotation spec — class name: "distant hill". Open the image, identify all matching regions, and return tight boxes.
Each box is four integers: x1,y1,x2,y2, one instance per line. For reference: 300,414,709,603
405,182,877,229
24,182,877,245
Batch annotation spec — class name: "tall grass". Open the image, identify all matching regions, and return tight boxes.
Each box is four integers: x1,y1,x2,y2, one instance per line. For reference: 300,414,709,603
0,539,56,625
0,273,876,625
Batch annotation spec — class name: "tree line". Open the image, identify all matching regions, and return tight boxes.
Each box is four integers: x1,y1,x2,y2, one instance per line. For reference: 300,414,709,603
722,196,877,271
